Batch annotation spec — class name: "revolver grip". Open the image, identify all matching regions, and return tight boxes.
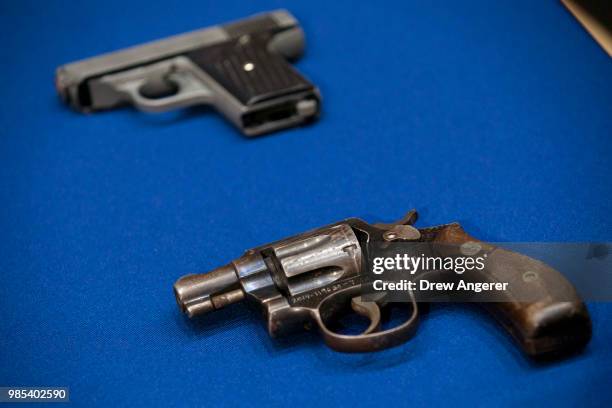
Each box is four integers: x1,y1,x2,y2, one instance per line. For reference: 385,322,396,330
434,224,592,357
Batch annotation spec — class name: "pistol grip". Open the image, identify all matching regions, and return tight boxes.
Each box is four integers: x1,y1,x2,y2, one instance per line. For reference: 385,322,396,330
434,224,592,357
185,33,320,135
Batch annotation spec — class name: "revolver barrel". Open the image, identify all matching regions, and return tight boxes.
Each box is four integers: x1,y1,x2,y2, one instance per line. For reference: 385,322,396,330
173,264,244,318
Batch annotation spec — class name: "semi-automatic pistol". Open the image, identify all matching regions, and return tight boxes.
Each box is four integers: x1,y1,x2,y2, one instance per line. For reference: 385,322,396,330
55,10,320,136
173,210,592,357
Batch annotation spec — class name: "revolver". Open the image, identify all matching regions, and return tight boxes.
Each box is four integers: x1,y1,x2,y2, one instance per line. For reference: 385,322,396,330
55,10,320,136
173,211,592,356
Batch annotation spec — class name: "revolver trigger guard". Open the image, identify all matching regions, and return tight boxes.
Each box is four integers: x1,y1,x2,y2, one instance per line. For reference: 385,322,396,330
314,286,419,353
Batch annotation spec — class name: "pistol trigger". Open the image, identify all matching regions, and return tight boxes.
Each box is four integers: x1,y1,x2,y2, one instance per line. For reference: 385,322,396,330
165,70,209,97
350,297,381,334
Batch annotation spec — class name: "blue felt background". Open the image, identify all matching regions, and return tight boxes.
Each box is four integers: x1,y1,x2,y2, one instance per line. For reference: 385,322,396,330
1,0,611,406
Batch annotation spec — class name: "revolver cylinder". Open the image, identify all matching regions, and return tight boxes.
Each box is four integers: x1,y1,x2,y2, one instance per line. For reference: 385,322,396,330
174,223,362,320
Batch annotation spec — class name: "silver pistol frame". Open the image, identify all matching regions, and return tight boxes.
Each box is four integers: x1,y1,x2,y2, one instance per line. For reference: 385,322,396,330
55,10,320,136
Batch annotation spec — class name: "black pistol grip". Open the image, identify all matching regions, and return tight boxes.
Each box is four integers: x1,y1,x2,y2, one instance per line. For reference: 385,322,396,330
433,224,592,358
187,32,319,127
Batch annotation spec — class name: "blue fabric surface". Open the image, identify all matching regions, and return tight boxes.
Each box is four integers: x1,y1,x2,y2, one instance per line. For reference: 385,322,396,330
1,0,611,406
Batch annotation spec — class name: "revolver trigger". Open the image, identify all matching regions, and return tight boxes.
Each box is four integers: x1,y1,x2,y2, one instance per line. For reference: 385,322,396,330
350,297,381,334
316,286,420,353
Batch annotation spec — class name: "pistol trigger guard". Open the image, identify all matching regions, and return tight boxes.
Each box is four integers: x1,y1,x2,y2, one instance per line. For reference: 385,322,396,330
115,74,213,113
99,57,214,113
